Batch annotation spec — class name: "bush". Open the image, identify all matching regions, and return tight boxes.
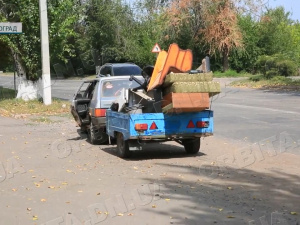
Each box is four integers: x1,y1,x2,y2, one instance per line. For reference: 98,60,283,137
255,54,298,79
249,74,263,82
214,69,241,77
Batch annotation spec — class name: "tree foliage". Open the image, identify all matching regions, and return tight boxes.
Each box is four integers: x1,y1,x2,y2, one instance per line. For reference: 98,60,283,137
0,0,299,79
0,0,80,80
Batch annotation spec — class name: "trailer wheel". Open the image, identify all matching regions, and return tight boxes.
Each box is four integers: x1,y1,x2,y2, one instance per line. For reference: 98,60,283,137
182,138,201,154
116,132,131,158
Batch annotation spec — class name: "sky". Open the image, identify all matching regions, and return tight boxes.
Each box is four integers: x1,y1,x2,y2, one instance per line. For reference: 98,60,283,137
268,0,300,21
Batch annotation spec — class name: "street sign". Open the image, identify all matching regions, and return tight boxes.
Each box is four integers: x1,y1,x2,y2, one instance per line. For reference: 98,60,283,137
0,22,22,34
151,43,161,53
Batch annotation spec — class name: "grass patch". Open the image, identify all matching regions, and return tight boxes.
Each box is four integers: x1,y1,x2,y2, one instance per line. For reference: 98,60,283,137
0,96,70,117
213,69,251,78
0,87,16,100
0,72,14,76
231,75,300,91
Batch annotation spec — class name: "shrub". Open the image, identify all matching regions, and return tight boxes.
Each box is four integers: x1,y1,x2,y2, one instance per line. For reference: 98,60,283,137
249,74,263,82
255,54,298,79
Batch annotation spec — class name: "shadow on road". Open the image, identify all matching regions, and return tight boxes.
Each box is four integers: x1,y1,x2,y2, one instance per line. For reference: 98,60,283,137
141,163,300,225
100,143,206,161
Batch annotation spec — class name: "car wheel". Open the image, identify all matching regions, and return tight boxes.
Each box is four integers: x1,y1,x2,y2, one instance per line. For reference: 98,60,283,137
116,132,131,158
182,138,201,154
88,123,108,145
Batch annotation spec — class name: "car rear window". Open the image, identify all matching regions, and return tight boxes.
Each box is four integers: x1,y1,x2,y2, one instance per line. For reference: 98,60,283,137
113,66,141,76
101,79,142,97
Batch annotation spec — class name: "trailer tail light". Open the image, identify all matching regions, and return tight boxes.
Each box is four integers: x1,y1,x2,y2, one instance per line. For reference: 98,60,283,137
94,108,106,117
135,123,148,131
187,120,195,128
150,122,158,130
196,121,209,128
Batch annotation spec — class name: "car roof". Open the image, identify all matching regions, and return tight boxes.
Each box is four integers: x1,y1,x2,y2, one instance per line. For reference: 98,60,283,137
84,75,143,83
103,63,140,68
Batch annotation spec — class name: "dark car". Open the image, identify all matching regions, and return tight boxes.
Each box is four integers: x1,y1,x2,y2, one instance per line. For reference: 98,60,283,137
97,63,142,77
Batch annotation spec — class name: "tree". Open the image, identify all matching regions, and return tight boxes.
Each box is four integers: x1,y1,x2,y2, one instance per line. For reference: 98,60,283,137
164,0,243,71
230,15,261,72
257,7,294,57
0,0,80,81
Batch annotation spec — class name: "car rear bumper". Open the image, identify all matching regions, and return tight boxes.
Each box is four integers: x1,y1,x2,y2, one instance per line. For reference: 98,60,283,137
91,116,106,129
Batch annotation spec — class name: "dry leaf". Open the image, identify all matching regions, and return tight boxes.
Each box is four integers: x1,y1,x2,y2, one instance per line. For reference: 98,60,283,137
128,213,134,216
65,201,70,204
104,212,109,215
133,167,138,170
48,186,55,189
66,170,72,173
165,199,170,201
27,208,31,211
152,205,156,208
34,183,41,187
117,213,124,216
12,188,17,192
32,176,36,178
29,170,34,172
32,216,38,221
219,208,223,211
78,190,83,193
290,212,298,215
97,193,100,195
227,187,232,190
40,199,47,202
96,211,102,214
61,182,68,185
227,216,235,218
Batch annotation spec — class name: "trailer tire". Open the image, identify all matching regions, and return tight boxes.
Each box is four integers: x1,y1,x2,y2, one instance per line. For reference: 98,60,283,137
183,138,201,154
116,132,131,158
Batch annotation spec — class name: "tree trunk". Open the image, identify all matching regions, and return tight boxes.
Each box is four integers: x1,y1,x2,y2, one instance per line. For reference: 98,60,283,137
222,48,229,72
10,48,27,78
10,48,41,101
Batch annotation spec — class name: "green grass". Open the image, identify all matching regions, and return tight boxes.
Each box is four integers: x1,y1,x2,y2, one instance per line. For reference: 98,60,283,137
0,87,16,100
213,69,251,78
231,75,300,90
0,88,70,117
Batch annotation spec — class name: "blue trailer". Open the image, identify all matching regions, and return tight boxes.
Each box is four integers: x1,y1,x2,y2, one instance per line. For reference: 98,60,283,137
106,109,214,158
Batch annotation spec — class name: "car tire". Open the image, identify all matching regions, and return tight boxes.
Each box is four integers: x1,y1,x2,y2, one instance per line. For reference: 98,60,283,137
182,138,201,154
116,132,131,158
88,123,108,145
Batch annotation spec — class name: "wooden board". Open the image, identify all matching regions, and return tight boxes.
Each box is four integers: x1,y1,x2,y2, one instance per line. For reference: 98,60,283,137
163,72,213,87
162,93,210,113
163,82,221,97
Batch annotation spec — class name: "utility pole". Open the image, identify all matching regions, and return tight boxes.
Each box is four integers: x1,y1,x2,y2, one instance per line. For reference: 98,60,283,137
39,0,52,105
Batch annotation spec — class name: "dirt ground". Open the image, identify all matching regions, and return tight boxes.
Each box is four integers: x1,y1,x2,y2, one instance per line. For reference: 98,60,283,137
0,115,299,225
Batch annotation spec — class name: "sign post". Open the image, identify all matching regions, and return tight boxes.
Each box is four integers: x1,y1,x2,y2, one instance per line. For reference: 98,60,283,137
39,0,52,105
151,43,161,53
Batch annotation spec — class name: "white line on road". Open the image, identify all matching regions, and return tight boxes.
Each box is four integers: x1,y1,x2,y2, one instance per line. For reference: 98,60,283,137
218,103,300,115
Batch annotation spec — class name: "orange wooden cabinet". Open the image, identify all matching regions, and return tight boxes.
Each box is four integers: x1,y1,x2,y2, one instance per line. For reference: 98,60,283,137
162,93,210,113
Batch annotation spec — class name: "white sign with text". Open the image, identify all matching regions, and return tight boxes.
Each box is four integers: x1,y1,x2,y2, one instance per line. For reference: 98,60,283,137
0,22,22,34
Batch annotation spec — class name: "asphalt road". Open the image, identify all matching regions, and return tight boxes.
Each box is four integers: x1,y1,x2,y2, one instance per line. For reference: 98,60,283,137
1,75,299,147
1,75,299,225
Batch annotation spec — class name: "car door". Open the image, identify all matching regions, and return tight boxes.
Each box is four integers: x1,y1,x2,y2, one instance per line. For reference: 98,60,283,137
71,80,98,127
